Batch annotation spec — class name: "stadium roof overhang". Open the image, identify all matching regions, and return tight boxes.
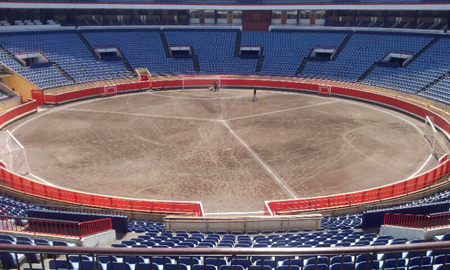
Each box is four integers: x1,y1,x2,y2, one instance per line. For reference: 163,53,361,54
1,2,450,10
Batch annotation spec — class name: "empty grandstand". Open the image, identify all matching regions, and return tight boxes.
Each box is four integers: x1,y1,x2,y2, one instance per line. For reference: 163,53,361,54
0,0,450,270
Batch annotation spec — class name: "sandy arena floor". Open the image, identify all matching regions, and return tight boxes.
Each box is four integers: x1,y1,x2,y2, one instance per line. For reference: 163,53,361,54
6,88,445,214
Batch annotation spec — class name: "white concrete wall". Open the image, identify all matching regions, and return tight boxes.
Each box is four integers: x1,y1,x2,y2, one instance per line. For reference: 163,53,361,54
165,214,322,233
381,225,450,241
77,230,116,247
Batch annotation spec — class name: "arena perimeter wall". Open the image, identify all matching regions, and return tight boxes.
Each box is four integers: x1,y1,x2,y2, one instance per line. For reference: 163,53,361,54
11,76,450,216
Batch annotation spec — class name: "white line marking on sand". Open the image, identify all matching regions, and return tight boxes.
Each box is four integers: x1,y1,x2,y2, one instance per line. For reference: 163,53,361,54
342,99,434,179
62,107,218,122
205,211,265,215
408,153,433,178
146,91,252,100
221,120,297,199
28,173,58,187
227,100,340,121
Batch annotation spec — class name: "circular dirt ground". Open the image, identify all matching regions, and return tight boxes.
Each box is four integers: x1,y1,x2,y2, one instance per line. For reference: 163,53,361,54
6,89,444,214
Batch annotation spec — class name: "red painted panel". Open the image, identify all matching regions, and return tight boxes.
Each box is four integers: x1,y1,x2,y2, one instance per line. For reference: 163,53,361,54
31,90,44,105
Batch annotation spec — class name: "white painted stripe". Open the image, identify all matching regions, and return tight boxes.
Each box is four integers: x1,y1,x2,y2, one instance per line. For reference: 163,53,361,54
63,107,218,122
10,91,148,134
228,100,340,121
6,130,25,149
342,99,437,180
28,172,58,187
342,99,424,135
221,120,297,199
146,92,251,101
205,211,265,216
426,116,438,133
408,154,434,178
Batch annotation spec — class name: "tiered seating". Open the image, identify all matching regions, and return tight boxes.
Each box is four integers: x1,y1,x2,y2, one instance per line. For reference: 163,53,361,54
2,29,450,105
128,220,165,233
165,30,257,74
0,32,134,86
421,76,450,104
382,188,450,211
0,51,71,90
0,234,71,269
103,227,450,270
0,193,34,217
121,228,375,249
82,30,195,76
321,214,362,229
364,38,450,93
241,30,347,76
301,33,432,81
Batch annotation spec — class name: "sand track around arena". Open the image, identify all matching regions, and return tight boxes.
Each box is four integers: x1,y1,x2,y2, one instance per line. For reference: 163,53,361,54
7,89,441,213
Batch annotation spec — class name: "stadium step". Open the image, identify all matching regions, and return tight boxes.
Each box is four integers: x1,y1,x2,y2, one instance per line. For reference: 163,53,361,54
256,56,265,73
191,47,200,72
418,71,450,94
357,62,378,82
403,36,440,68
192,55,200,72
331,33,353,61
121,53,136,76
234,30,242,57
255,47,264,73
53,63,76,83
295,57,309,76
76,32,100,60
159,31,172,57
0,46,26,67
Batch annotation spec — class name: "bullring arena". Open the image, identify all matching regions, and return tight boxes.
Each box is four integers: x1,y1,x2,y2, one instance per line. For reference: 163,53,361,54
3,77,449,215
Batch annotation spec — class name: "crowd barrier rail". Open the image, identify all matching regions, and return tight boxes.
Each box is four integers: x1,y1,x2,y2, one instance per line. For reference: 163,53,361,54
384,212,450,230
78,218,113,237
3,241,450,270
0,215,111,238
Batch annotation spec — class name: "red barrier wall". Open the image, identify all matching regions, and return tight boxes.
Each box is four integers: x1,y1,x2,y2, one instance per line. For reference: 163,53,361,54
17,76,450,216
0,165,203,216
0,100,37,129
44,81,150,105
267,160,449,215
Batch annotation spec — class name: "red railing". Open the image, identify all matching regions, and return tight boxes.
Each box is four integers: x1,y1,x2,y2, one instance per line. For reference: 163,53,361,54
0,167,203,215
384,212,450,229
79,218,112,237
266,157,450,214
0,215,111,238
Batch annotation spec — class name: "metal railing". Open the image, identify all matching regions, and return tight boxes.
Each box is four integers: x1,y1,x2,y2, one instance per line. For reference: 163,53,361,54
0,215,112,238
1,0,450,4
79,218,112,237
34,205,126,217
384,212,450,229
2,241,450,270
